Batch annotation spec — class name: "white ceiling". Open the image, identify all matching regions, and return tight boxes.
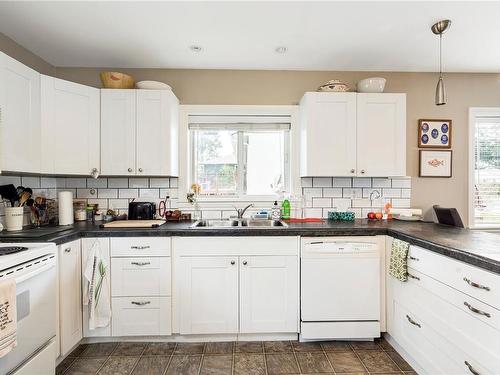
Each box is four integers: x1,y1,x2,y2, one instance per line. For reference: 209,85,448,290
0,1,499,72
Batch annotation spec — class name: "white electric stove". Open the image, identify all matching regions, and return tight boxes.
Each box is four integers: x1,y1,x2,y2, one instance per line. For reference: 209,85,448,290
0,242,57,375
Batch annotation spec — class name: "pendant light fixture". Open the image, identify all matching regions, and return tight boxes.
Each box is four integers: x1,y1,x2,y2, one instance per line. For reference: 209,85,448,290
431,19,451,106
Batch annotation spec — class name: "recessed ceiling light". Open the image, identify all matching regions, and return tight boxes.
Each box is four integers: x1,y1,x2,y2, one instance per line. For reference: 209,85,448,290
275,46,288,54
190,45,203,52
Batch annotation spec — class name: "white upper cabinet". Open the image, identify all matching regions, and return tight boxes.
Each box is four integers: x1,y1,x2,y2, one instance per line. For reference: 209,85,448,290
0,52,41,173
300,92,357,177
136,90,179,176
100,90,136,175
357,93,406,177
41,75,100,175
300,92,406,177
101,89,179,176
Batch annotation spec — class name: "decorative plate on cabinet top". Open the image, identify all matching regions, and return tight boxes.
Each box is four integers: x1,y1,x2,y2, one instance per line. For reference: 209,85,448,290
317,79,349,92
135,80,172,90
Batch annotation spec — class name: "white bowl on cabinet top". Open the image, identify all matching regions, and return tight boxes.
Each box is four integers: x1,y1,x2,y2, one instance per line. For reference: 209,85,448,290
357,77,386,93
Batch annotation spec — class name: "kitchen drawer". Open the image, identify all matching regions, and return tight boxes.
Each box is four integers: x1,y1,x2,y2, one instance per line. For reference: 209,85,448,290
396,269,500,374
111,237,171,257
408,245,500,310
393,300,467,375
111,257,171,297
111,296,171,336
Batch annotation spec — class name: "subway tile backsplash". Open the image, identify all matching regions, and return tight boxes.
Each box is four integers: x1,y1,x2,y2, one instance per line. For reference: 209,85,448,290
0,175,411,223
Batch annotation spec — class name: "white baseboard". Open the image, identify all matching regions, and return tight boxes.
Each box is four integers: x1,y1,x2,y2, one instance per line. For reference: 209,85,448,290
81,332,298,344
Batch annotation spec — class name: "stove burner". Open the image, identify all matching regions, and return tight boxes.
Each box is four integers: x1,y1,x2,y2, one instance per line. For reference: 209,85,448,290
0,246,29,256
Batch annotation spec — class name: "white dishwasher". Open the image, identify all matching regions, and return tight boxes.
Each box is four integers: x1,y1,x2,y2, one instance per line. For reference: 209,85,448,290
300,237,381,341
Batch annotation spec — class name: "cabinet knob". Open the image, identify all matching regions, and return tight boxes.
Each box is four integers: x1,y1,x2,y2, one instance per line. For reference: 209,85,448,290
128,168,133,173
90,168,99,179
350,169,355,174
242,261,248,265
138,168,143,173
64,248,71,253
360,169,366,174
230,260,235,265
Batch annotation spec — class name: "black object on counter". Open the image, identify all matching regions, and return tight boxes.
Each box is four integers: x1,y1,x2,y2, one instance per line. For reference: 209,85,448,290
128,201,156,220
433,205,464,228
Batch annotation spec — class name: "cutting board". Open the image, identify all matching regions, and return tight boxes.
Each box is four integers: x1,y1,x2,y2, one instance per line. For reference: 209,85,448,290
100,220,166,228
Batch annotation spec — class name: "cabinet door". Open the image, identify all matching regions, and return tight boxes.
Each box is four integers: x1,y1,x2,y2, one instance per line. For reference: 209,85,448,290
240,256,298,333
41,76,100,175
58,240,82,356
300,92,356,176
356,93,406,176
100,89,136,175
81,238,111,338
179,256,238,334
0,52,41,173
136,90,179,176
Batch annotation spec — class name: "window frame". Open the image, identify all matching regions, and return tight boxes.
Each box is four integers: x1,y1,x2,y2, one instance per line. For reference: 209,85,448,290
189,128,290,198
468,107,500,229
179,105,300,203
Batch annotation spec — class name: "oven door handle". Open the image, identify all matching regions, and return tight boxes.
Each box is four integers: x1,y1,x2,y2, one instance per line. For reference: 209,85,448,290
15,262,56,284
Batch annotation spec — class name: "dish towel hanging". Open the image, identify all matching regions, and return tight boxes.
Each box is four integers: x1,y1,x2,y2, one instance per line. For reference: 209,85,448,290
389,238,410,282
83,240,111,329
0,279,17,358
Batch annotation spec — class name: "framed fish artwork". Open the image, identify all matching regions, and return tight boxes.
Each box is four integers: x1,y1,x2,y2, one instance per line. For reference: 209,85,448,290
419,150,452,177
418,119,452,148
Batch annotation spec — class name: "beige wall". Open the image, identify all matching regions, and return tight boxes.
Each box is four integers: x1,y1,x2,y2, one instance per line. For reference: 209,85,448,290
0,33,55,75
56,67,500,224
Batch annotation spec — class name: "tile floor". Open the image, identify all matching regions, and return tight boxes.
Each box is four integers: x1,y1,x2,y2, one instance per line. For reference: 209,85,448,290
56,338,416,375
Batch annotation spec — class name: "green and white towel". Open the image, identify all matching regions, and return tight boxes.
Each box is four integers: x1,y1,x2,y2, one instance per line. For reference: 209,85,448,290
83,240,111,329
389,239,410,282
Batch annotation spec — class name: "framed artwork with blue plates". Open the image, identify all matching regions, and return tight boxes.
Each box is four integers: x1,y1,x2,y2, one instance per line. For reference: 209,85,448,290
418,119,452,148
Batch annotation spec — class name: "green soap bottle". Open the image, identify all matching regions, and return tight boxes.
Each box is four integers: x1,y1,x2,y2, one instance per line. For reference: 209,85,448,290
281,198,291,220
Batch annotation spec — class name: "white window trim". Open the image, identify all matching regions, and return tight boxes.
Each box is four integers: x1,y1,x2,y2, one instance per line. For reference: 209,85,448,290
468,107,500,229
178,105,301,204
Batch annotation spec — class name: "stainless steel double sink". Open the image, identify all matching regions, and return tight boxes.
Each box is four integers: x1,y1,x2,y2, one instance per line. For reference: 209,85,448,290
190,219,288,228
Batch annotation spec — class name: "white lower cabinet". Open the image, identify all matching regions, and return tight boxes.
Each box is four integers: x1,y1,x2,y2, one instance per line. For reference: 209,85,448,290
179,256,238,334
387,239,500,375
174,236,299,335
240,256,298,333
58,240,82,357
112,297,172,336
110,237,172,337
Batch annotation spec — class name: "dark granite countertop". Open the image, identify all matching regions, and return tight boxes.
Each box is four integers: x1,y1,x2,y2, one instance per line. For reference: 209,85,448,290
1,219,499,275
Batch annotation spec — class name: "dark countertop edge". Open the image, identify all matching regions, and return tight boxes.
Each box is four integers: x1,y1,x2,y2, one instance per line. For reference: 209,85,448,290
2,225,499,275
387,229,500,275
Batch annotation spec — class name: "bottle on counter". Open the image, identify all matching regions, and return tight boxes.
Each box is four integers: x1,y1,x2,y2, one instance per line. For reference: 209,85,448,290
281,198,291,220
271,201,281,220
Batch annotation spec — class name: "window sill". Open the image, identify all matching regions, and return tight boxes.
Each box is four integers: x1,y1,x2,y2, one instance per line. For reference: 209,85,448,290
469,224,500,230
184,195,285,203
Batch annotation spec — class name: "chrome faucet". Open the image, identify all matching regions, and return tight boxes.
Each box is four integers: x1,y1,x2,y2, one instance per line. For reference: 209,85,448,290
233,204,254,219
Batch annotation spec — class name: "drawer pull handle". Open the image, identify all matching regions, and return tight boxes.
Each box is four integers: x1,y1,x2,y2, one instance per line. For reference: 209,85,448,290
407,273,420,281
131,262,150,266
131,301,151,306
408,256,419,261
465,361,481,375
464,302,491,318
64,248,71,253
463,277,490,291
406,314,421,328
131,246,150,250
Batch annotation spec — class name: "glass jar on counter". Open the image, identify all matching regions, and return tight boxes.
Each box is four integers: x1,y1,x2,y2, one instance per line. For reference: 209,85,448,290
74,201,87,221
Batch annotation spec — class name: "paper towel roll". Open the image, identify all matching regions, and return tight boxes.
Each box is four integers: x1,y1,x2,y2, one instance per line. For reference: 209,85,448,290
58,191,74,226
